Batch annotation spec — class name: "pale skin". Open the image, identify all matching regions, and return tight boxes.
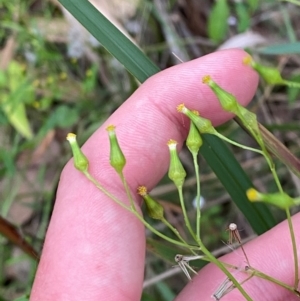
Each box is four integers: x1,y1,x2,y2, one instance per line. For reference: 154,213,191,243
30,49,300,301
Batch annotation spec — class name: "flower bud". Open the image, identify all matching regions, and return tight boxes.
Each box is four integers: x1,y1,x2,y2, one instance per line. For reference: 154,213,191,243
106,125,126,174
66,133,89,172
243,56,284,85
186,119,203,155
177,104,216,135
137,186,164,220
246,188,295,210
167,140,186,189
237,105,263,143
202,75,239,114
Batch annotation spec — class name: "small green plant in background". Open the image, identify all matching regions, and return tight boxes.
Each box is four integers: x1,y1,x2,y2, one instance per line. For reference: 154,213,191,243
0,61,34,140
207,0,260,43
67,59,300,300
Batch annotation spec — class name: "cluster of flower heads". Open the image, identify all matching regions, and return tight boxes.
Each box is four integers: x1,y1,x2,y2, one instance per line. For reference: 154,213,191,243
65,56,300,300
67,56,300,217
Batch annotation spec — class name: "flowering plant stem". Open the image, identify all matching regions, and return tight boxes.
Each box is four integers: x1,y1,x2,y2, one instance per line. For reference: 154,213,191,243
83,171,130,211
198,240,253,301
213,131,299,289
210,258,300,295
286,208,299,289
73,136,299,299
161,217,193,250
191,152,202,242
85,156,251,295
83,170,198,250
119,172,136,211
247,267,300,295
177,186,198,242
189,149,252,299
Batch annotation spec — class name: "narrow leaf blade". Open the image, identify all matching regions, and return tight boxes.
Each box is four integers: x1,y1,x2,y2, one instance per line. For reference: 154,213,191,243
200,134,276,234
59,0,159,82
207,0,230,42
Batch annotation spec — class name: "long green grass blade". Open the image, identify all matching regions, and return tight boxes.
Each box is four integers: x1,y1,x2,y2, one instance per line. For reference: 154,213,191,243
201,134,276,234
258,42,300,55
59,0,276,234
59,0,159,82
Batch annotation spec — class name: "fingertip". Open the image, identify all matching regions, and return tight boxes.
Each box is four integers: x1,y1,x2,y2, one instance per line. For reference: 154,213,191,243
139,48,258,127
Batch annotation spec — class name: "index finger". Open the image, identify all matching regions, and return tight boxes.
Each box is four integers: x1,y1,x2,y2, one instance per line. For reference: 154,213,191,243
30,49,258,301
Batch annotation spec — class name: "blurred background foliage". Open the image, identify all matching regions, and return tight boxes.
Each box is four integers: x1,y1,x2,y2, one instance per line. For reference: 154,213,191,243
0,0,300,300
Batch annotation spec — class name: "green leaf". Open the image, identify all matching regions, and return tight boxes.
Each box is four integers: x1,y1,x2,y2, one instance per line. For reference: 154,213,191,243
60,0,276,234
207,0,230,43
235,2,250,32
200,134,276,234
141,293,157,301
59,0,159,82
0,148,16,177
1,81,34,140
156,282,176,301
258,42,300,55
38,105,79,136
0,61,34,139
247,0,259,12
147,237,185,264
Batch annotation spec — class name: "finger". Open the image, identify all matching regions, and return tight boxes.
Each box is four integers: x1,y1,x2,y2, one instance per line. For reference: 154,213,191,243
176,213,300,301
30,49,258,301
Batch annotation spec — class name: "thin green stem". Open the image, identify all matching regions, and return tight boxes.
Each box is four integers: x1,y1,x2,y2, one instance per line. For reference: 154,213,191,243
247,267,299,295
198,241,253,301
83,171,130,211
222,126,300,291
119,172,136,211
258,151,299,289
133,210,199,249
83,171,198,250
192,153,202,243
178,186,198,242
215,132,265,155
215,132,284,193
282,80,300,88
214,131,300,297
259,148,299,291
210,259,300,296
161,217,198,255
200,257,240,271
263,154,283,192
286,208,299,289
257,149,283,193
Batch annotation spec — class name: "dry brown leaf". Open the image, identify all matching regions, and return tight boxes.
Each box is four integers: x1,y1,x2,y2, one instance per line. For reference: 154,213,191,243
0,36,16,70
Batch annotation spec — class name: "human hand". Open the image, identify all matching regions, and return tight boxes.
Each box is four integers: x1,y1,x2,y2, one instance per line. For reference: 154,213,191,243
30,49,300,301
